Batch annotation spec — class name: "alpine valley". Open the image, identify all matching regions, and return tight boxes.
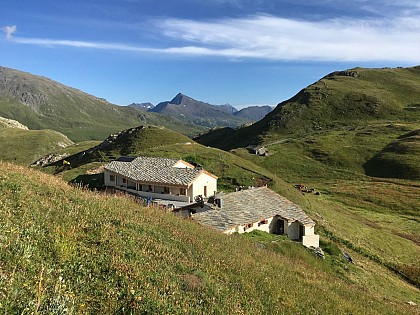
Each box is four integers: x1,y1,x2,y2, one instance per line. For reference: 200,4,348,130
0,65,419,314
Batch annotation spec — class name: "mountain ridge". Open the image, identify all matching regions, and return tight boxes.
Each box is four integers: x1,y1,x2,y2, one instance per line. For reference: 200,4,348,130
127,102,155,111
147,92,271,128
195,66,420,150
0,67,204,141
233,105,273,120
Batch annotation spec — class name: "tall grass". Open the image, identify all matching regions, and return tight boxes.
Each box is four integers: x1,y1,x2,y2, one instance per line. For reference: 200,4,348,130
0,162,417,314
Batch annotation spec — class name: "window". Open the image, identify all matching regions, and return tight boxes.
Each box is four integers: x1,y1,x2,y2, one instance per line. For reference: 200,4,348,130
164,186,170,194
203,186,207,197
244,223,253,231
148,185,153,192
180,188,186,195
110,175,115,182
244,223,252,231
122,178,126,184
258,219,268,227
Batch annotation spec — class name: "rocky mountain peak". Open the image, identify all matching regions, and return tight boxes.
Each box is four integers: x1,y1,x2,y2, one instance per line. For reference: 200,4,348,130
170,93,192,105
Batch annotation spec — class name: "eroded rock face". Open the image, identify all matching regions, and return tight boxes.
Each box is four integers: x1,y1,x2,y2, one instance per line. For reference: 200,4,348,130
0,67,50,113
325,70,359,78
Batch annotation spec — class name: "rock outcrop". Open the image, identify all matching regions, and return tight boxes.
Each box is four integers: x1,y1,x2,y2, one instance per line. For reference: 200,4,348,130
0,116,29,129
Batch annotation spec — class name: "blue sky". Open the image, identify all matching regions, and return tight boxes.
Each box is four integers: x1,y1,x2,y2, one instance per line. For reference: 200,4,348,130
1,0,419,108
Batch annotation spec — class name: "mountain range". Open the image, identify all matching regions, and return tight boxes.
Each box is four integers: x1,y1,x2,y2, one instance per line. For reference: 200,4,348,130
0,67,203,141
129,93,273,128
0,66,272,141
127,102,155,111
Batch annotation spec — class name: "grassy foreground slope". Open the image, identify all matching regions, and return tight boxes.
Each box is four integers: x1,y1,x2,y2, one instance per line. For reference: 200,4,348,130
0,162,418,314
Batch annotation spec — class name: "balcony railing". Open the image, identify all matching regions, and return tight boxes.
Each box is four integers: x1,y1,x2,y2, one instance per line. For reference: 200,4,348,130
115,185,190,202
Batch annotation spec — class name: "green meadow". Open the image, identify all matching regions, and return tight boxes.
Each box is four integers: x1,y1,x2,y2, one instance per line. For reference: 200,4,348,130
1,162,418,314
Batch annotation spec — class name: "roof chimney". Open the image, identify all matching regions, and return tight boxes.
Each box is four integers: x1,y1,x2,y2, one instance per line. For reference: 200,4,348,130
216,197,223,209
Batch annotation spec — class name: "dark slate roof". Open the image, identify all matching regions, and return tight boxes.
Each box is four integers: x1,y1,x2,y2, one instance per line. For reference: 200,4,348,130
104,156,204,186
116,156,136,162
192,187,315,231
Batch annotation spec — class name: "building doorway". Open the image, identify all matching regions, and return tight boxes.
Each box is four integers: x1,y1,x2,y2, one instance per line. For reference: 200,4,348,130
270,216,285,235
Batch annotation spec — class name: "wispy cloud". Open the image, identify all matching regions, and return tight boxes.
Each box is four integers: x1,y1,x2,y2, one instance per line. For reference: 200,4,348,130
2,25,16,39
2,13,420,63
158,14,420,62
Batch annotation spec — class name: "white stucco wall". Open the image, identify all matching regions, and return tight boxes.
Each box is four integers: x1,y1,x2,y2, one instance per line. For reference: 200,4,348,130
104,170,191,201
173,161,194,168
105,165,217,203
104,170,114,187
287,221,301,240
104,170,125,188
304,225,315,236
224,217,277,235
190,172,217,199
223,217,320,248
302,235,319,248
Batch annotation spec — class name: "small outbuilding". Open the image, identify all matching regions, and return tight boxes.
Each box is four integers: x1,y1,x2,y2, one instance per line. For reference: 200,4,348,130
186,187,319,248
246,145,267,156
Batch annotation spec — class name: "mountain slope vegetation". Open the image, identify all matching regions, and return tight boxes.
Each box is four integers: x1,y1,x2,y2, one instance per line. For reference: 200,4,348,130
0,67,203,141
228,123,420,289
196,66,420,150
191,66,420,290
1,66,419,313
40,123,420,292
0,117,74,165
0,116,28,129
1,162,418,314
41,125,303,203
364,129,420,179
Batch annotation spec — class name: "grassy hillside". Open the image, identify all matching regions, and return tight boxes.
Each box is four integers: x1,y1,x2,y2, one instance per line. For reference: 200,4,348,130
196,66,420,150
1,162,418,314
0,128,74,165
365,129,420,179
231,123,419,182
230,122,420,289
42,126,304,204
39,123,420,293
42,125,194,171
0,67,204,141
